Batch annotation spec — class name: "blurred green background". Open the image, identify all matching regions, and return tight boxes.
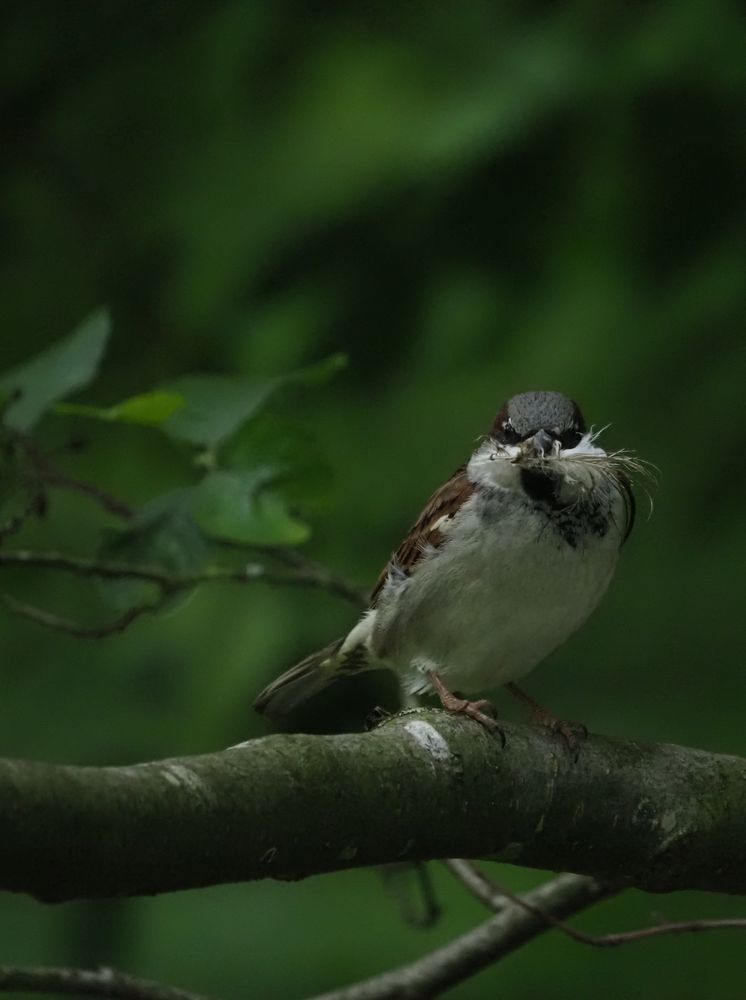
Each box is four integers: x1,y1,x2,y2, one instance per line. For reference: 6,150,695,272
1,2,745,998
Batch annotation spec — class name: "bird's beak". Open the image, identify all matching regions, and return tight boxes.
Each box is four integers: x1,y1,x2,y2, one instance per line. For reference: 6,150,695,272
518,428,556,459
533,429,556,455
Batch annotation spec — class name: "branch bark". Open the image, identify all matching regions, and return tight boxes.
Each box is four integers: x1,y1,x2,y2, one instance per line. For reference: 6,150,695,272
0,965,212,1000
0,549,366,607
2,710,745,903
0,547,366,636
309,873,612,1000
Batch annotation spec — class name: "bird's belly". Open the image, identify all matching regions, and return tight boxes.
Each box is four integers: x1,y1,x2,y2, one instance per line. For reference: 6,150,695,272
375,503,620,694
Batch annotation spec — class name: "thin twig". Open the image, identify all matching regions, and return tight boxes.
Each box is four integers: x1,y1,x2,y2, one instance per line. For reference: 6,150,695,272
248,544,368,607
0,548,364,636
442,859,507,912
0,593,159,639
17,436,134,520
0,964,213,1000
0,495,42,545
310,873,613,1000
0,550,180,584
566,916,746,947
0,437,48,543
270,562,367,606
444,861,746,949
42,468,135,519
0,549,364,605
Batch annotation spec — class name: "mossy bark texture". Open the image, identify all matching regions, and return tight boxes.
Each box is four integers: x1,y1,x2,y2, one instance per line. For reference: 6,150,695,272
2,710,745,902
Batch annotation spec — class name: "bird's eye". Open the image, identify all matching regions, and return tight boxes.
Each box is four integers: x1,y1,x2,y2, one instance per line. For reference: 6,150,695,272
501,422,521,445
558,428,582,449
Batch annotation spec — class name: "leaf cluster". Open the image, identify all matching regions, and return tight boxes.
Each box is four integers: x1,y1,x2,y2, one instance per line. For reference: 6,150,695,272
0,312,346,617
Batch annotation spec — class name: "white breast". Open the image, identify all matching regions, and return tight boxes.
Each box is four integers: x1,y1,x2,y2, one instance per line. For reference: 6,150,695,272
371,460,625,696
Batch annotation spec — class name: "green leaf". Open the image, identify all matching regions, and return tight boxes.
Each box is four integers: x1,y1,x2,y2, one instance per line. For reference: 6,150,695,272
162,375,276,447
55,390,184,427
224,413,334,512
189,470,309,546
283,352,348,387
0,309,110,431
161,354,347,449
96,492,208,611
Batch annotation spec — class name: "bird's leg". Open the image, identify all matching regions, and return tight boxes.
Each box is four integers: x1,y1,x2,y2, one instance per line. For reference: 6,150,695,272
427,671,503,742
506,682,587,754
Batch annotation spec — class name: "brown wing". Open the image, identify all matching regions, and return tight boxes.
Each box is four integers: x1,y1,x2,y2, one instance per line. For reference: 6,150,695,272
368,465,475,607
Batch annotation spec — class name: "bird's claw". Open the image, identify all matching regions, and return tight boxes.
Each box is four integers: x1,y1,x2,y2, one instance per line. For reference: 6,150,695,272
531,707,587,759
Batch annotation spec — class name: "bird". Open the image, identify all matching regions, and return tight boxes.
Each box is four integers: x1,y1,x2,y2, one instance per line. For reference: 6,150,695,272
254,390,643,747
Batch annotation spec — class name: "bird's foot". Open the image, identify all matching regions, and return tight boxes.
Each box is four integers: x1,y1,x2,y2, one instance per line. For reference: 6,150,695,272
506,682,586,758
427,672,505,745
529,706,587,757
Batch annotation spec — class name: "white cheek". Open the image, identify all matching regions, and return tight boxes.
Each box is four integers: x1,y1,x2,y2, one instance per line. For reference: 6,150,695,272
467,448,523,491
559,462,604,495
556,436,609,491
563,432,607,459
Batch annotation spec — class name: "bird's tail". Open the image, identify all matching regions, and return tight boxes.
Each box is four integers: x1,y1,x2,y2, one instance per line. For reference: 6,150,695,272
253,639,346,719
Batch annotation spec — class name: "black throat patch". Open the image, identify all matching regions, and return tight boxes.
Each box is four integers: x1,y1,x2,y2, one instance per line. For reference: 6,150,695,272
520,467,561,505
519,467,611,548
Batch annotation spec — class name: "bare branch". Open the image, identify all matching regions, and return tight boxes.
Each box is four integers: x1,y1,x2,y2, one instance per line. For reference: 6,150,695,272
442,859,507,912
259,559,367,606
41,468,135,519
315,865,746,1000
0,549,364,607
575,916,746,947
264,545,368,606
445,860,746,950
17,435,135,520
0,504,38,544
1,550,150,580
0,593,158,638
0,547,365,636
0,549,238,586
0,965,212,1000
309,873,612,1000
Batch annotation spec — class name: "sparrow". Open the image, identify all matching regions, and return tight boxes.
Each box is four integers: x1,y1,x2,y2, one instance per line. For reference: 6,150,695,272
254,391,642,747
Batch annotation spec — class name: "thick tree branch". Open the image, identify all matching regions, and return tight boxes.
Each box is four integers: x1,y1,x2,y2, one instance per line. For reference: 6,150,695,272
1,710,745,903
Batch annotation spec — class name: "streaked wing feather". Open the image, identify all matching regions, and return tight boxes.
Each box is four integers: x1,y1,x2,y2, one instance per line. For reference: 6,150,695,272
369,465,475,606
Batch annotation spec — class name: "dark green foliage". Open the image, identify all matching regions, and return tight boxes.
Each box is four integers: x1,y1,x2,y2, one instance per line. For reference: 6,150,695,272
0,318,341,578
0,310,109,431
57,390,185,427
96,494,208,612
